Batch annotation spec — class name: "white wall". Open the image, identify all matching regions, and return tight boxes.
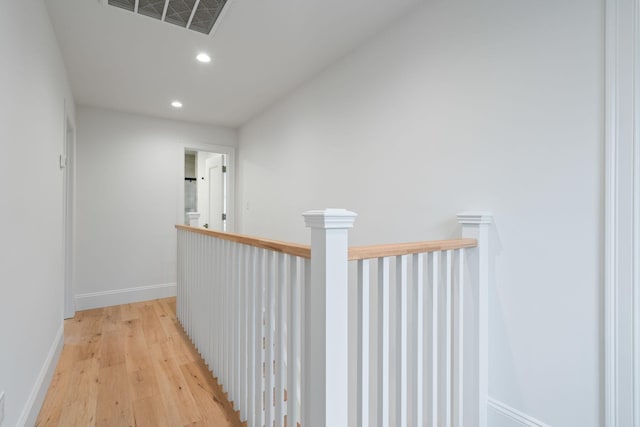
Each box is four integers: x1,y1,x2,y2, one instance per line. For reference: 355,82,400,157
75,107,235,308
238,1,602,425
0,1,76,425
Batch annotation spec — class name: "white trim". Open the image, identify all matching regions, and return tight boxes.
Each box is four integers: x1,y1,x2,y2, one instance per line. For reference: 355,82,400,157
16,324,64,427
605,0,640,425
635,0,640,418
633,3,640,424
75,282,176,310
487,398,550,427
604,0,619,421
456,211,493,225
63,107,76,320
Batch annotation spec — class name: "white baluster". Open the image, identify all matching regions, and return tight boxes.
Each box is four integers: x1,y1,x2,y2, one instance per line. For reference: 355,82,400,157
193,234,198,350
287,256,300,427
357,259,370,427
205,236,211,368
228,240,234,395
177,230,182,324
241,244,248,417
248,246,257,427
431,251,440,426
276,253,286,427
445,249,453,427
196,234,202,353
456,249,465,427
412,253,424,427
378,256,390,427
227,240,233,393
182,231,188,337
397,255,408,427
224,240,229,385
228,242,235,404
186,232,191,339
221,239,227,389
302,209,356,427
215,237,222,376
233,242,239,406
255,249,264,426
265,251,275,426
240,245,248,420
301,257,310,426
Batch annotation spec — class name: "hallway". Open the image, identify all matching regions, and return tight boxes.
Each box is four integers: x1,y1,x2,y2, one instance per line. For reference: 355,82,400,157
35,298,242,427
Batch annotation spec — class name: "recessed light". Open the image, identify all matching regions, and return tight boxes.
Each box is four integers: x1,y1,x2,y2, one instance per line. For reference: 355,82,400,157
171,101,183,108
196,53,211,63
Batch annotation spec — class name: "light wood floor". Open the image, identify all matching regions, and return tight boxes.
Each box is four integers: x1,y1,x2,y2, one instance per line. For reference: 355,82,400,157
36,298,243,427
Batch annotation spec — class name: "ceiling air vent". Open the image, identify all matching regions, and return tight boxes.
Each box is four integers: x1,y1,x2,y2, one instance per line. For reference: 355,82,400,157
106,0,228,35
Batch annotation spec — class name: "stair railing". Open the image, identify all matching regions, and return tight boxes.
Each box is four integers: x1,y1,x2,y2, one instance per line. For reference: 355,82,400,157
176,209,492,427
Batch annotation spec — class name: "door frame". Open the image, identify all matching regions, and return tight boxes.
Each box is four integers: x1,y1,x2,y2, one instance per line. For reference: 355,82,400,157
63,113,76,319
180,143,236,232
604,0,640,424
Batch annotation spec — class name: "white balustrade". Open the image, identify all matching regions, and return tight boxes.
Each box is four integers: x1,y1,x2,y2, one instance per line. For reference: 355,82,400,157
177,229,306,427
176,210,492,427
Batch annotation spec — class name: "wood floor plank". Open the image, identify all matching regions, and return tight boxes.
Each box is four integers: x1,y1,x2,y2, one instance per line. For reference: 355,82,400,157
103,305,122,332
127,366,160,401
141,304,167,347
153,356,202,426
123,319,153,373
34,367,70,426
152,297,173,319
94,364,134,427
120,303,140,322
56,358,100,427
157,307,184,338
100,330,125,367
181,361,242,426
149,333,200,366
63,317,84,345
166,298,177,315
37,298,242,427
131,396,170,427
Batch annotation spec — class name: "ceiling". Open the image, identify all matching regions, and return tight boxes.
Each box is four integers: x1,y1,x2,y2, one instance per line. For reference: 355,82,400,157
45,0,424,127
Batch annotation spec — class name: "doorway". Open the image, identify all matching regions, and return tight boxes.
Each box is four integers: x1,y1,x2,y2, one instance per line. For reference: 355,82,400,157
63,118,75,319
184,150,228,232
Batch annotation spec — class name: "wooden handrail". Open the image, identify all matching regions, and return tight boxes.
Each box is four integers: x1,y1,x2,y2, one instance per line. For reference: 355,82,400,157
348,238,477,261
176,225,477,261
175,225,312,259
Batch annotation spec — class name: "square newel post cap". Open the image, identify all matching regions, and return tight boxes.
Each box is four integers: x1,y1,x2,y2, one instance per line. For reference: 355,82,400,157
303,208,358,229
457,211,493,225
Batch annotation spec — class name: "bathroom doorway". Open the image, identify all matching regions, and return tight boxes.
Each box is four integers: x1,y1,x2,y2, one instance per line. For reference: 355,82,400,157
184,149,228,232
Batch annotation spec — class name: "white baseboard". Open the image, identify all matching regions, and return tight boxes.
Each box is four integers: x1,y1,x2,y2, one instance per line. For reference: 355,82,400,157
75,282,177,310
17,323,64,427
488,397,550,427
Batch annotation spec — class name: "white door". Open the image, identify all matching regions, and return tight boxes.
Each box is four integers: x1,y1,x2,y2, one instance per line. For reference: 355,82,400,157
206,154,225,231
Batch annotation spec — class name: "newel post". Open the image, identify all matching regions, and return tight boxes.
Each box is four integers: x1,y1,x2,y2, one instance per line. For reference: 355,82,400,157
302,208,357,427
457,211,493,427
